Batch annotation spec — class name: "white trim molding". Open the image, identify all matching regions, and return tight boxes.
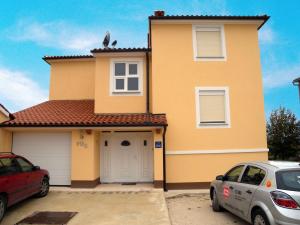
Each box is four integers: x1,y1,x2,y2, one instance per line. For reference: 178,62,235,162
166,148,269,155
192,24,227,61
195,86,231,128
109,58,144,96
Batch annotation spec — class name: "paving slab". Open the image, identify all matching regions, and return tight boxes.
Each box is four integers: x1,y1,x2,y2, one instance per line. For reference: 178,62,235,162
2,190,171,225
166,192,248,225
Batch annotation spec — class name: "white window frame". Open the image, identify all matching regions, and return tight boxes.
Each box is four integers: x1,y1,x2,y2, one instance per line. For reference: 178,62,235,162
192,25,227,61
195,87,231,128
110,58,143,96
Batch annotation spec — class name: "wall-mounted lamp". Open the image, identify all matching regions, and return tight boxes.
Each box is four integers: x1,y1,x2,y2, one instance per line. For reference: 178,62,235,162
293,77,300,101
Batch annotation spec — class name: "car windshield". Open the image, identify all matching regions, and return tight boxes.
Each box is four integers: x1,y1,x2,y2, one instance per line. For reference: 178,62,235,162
276,170,300,192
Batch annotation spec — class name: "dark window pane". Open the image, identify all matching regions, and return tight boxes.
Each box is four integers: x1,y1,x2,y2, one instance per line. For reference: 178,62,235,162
129,64,138,75
241,166,266,185
128,78,139,91
0,163,6,176
225,165,244,182
16,158,33,172
276,170,300,192
0,158,21,174
115,79,124,90
115,63,125,76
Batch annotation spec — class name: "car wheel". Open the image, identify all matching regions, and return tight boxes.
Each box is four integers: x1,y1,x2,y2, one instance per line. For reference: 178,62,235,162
37,177,49,198
0,195,7,222
212,189,221,212
253,209,270,225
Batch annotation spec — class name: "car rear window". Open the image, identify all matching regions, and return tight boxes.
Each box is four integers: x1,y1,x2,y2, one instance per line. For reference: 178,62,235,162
276,170,300,192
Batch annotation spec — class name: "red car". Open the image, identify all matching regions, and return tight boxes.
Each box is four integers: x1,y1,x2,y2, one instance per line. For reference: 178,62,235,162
0,152,50,221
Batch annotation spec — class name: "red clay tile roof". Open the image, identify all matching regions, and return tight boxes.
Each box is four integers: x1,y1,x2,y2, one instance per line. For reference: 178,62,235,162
91,47,150,53
1,100,167,127
43,55,93,60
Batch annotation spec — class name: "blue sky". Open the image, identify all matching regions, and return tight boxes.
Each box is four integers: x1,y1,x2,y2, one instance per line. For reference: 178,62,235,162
0,0,299,119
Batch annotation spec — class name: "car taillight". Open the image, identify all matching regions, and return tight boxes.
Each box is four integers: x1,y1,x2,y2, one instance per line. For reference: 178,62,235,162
270,191,299,209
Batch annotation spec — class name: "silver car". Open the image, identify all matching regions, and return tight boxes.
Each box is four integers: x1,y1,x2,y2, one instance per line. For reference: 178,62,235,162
210,161,300,225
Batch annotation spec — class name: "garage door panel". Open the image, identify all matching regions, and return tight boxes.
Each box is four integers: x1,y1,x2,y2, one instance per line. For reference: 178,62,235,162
13,132,71,186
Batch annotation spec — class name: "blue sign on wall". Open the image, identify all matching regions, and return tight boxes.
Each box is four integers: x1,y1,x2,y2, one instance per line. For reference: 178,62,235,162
155,141,162,148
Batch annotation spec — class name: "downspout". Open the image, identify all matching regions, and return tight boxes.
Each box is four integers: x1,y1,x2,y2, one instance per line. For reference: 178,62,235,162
163,125,167,191
146,52,150,113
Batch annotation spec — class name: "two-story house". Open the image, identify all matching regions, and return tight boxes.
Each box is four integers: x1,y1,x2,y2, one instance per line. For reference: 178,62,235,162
0,11,269,190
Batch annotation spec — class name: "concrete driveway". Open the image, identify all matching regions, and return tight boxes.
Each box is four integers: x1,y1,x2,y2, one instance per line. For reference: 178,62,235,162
166,192,249,225
2,190,170,225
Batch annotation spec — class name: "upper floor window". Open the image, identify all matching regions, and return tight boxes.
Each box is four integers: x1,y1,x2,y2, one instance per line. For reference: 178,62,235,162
110,59,143,95
193,25,226,61
195,87,230,128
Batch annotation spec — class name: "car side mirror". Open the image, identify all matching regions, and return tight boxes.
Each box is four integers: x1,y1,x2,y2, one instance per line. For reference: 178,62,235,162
216,175,225,181
33,166,40,171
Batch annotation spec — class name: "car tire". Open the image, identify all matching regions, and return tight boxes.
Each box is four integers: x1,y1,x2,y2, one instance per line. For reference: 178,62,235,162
212,189,221,212
36,177,49,198
252,208,270,225
0,195,7,222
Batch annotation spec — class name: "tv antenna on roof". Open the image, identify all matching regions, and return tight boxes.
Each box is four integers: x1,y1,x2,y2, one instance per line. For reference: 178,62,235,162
111,40,117,48
102,31,110,48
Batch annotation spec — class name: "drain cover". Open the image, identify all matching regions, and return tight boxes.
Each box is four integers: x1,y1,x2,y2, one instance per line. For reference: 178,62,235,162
16,211,77,225
121,182,136,185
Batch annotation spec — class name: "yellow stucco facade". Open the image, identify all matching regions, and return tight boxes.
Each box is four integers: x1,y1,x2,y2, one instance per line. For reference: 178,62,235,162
1,16,269,189
49,60,95,100
150,23,267,186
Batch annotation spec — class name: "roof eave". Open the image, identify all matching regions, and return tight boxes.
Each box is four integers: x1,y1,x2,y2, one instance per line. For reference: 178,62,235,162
149,15,270,30
90,48,151,54
0,123,167,128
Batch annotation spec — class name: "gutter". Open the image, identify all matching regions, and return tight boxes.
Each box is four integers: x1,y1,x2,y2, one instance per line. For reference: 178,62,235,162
163,125,168,191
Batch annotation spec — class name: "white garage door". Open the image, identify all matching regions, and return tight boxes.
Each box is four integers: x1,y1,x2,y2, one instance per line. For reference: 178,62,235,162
13,132,71,185
101,132,153,183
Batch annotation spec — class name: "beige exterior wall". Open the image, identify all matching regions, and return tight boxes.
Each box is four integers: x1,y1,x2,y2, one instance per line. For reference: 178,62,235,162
48,57,147,113
71,130,100,181
0,129,12,152
0,112,12,152
153,129,164,181
94,56,147,113
0,113,8,123
49,60,95,100
166,152,268,183
151,23,267,183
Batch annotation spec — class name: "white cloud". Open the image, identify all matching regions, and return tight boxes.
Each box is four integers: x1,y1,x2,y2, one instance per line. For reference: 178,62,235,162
263,63,300,89
8,20,102,52
259,26,275,44
6,19,147,52
0,67,48,112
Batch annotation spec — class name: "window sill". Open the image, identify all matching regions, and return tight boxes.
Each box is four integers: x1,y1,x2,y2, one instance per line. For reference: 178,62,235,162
197,122,230,128
111,91,142,96
194,56,226,62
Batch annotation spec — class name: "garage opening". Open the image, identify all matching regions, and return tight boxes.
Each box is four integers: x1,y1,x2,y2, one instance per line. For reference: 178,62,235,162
12,132,71,186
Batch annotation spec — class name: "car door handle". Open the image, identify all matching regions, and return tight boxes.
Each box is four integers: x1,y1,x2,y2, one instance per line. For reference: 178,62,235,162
229,186,234,190
246,190,252,194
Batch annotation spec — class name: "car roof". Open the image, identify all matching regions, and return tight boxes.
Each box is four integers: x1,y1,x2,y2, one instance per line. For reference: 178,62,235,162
241,161,300,170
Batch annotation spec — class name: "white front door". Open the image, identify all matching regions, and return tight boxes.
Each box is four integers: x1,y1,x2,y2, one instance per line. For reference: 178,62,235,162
100,132,153,183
